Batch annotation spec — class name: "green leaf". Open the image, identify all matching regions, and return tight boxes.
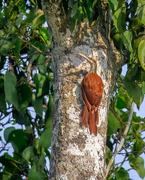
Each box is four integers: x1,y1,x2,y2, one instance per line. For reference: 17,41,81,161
0,43,11,54
34,74,50,97
132,123,139,133
132,112,142,123
116,84,132,110
39,128,51,150
0,93,6,114
116,94,131,109
82,1,93,25
1,175,11,180
126,63,139,80
112,33,122,49
113,5,126,33
28,165,45,180
124,77,144,108
18,83,32,112
4,71,19,110
71,2,78,18
32,93,43,116
122,30,133,52
37,54,47,74
37,154,46,169
129,155,145,178
31,41,44,52
142,81,145,94
45,95,53,129
40,27,50,42
8,129,30,153
23,9,37,24
138,40,145,70
106,146,112,165
14,111,31,126
47,72,54,81
15,13,23,27
132,17,142,31
133,138,144,156
0,31,11,54
134,35,145,50
22,146,36,162
137,1,145,25
115,167,129,180
0,153,19,169
33,138,40,153
68,0,74,7
107,111,120,135
26,126,33,134
32,14,45,29
4,127,15,142
108,0,118,12
0,55,6,70
71,16,77,32
11,38,22,52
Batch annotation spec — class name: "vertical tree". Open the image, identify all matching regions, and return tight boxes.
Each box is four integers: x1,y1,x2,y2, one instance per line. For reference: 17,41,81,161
41,1,126,179
1,0,145,179
41,0,145,179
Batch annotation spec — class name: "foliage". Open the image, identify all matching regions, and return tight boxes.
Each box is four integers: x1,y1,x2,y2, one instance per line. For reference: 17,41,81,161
106,0,145,179
0,0,52,179
106,77,145,179
1,0,145,180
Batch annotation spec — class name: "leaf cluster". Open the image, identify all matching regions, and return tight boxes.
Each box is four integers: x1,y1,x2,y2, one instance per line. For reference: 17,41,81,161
105,1,145,178
0,0,52,179
62,0,99,31
109,0,145,108
106,77,145,180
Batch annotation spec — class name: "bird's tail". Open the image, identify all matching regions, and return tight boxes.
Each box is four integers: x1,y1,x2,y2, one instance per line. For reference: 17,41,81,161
89,109,97,136
80,105,89,127
80,105,99,136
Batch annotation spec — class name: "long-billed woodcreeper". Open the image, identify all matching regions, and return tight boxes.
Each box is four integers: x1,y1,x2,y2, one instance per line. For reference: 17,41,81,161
74,51,103,136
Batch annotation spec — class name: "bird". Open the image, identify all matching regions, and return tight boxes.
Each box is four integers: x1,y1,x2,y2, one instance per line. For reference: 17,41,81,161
73,51,103,136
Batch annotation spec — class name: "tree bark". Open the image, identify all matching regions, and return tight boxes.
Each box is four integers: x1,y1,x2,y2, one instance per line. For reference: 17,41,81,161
42,1,122,179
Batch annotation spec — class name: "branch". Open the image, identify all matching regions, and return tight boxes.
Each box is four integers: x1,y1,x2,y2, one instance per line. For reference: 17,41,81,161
9,51,50,60
110,106,125,125
27,59,33,82
108,155,127,179
18,36,43,53
106,101,135,177
72,50,97,64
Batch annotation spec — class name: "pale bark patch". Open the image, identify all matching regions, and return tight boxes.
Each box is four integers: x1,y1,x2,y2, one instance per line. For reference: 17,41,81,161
67,104,80,123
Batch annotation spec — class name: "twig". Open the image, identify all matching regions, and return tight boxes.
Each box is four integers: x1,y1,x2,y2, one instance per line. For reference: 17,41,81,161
18,36,43,53
110,106,125,125
72,50,97,63
108,155,127,179
9,51,50,60
72,50,98,72
106,101,135,177
27,59,33,82
28,82,36,88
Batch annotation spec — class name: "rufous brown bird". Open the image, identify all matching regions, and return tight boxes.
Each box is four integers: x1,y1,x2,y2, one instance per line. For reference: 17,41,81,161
74,51,103,136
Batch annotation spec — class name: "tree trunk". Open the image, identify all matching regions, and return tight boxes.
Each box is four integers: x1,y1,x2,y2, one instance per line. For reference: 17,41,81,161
42,1,122,179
